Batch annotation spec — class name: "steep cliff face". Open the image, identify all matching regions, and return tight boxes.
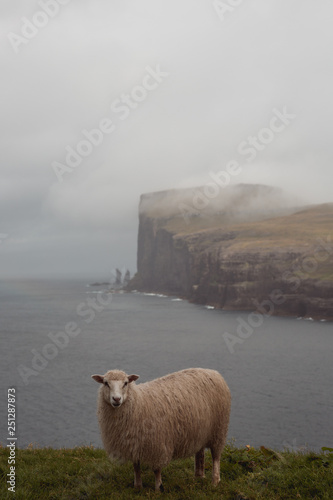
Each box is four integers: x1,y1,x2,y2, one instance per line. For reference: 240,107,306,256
134,214,190,293
130,185,333,319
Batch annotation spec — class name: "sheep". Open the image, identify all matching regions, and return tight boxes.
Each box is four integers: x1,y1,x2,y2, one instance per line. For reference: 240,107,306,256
91,367,231,491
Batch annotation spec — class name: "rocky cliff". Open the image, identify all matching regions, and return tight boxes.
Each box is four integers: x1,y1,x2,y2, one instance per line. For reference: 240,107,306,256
130,185,333,319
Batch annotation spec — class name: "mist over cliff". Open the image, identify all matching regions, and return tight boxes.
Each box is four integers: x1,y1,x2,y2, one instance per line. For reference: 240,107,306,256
130,184,333,319
139,183,299,222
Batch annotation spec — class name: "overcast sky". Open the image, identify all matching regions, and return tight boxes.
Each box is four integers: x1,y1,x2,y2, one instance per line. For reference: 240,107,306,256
1,0,333,280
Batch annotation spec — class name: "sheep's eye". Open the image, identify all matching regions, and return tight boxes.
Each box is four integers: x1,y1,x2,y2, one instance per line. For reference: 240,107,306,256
104,381,109,387
124,381,128,387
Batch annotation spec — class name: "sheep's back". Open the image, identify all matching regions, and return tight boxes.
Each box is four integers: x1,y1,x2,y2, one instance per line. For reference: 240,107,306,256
135,368,231,460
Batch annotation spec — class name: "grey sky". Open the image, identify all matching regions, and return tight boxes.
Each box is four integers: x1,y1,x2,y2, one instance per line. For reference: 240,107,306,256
1,0,333,279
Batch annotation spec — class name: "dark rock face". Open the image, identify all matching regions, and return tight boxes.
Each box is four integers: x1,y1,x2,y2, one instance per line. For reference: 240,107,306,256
130,187,333,320
134,214,191,294
188,249,333,319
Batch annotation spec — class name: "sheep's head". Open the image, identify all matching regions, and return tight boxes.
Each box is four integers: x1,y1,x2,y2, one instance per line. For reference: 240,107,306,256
92,370,139,408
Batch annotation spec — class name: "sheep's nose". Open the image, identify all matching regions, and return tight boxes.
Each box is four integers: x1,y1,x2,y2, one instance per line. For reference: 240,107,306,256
113,397,121,403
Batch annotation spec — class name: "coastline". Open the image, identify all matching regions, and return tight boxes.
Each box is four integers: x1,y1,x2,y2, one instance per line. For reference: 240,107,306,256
127,288,333,322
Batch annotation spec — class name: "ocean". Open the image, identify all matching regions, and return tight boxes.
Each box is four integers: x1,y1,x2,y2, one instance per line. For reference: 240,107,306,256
0,279,332,451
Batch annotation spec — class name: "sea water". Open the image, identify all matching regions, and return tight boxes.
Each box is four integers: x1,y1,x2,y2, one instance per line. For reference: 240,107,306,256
0,279,332,451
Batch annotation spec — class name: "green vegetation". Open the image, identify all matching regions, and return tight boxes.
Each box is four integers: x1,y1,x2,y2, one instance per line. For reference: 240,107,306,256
1,444,332,499
163,203,333,283
165,203,333,248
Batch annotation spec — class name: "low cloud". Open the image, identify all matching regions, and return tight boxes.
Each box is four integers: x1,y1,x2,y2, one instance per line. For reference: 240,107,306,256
1,0,333,278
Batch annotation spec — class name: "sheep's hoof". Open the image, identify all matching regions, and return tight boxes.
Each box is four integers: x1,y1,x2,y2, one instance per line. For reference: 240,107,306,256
159,483,164,492
195,471,205,478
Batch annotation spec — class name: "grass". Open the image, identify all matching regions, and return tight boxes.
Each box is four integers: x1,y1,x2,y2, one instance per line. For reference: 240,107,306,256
1,444,332,499
166,203,333,245
163,203,333,282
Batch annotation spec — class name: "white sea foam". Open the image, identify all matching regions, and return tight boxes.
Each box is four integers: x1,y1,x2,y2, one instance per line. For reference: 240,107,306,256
143,292,167,298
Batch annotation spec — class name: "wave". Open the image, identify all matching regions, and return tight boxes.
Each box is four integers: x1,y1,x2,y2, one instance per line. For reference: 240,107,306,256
143,292,168,298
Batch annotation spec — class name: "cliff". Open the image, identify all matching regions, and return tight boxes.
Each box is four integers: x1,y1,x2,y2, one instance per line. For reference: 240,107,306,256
130,185,333,319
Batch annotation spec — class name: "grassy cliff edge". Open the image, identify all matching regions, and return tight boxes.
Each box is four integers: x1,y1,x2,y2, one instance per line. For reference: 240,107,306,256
1,445,332,499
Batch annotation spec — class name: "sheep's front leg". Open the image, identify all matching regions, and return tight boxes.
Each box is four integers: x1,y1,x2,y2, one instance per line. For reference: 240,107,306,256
211,449,221,486
154,468,164,491
133,462,142,489
195,448,205,477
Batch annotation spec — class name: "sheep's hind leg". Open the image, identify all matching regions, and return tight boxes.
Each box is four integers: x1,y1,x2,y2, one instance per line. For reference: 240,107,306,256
154,468,164,492
133,462,142,489
195,448,205,477
210,448,221,486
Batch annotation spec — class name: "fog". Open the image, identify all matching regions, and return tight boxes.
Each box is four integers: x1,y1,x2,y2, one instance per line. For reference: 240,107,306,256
1,0,333,279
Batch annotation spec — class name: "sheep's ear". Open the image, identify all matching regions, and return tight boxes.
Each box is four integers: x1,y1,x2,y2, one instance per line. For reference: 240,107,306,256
128,374,139,383
91,375,104,384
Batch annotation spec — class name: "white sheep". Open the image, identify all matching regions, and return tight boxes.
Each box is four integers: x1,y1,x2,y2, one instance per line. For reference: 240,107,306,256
92,368,231,491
